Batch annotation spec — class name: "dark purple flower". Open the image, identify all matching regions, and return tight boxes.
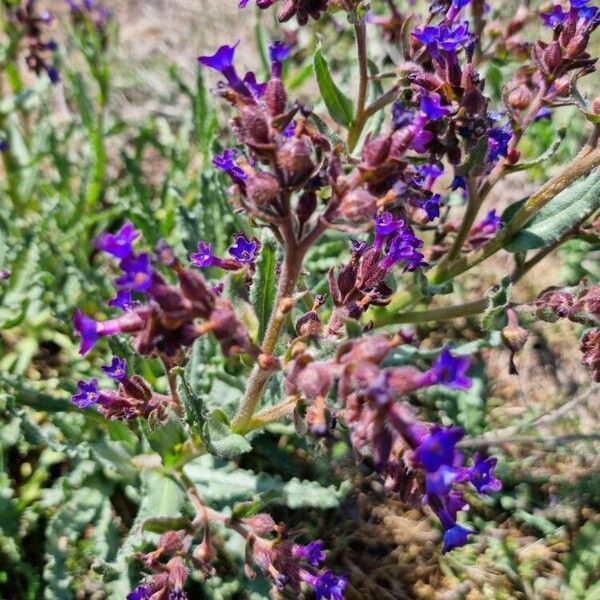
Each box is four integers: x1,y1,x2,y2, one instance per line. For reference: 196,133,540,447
450,175,467,193
0,270,10,280
437,22,472,52
420,194,441,221
71,378,101,408
95,223,140,259
487,124,512,164
391,101,414,130
228,234,259,263
294,541,326,566
380,229,425,272
269,41,291,78
468,453,502,494
414,426,464,472
442,522,475,553
127,586,151,600
101,356,127,381
302,570,348,600
579,5,598,21
420,93,450,120
415,164,444,189
212,149,247,184
541,4,569,27
430,347,471,389
116,253,154,293
198,42,250,96
108,289,133,311
0,139,8,153
413,25,440,46
190,241,216,268
426,464,460,494
168,589,188,600
446,490,469,520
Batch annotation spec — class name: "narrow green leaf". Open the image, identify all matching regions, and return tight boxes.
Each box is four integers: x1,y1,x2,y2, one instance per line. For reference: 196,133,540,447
505,169,600,253
313,48,354,129
250,238,277,343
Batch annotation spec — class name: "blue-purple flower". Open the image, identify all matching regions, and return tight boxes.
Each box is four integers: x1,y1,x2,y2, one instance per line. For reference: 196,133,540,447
302,570,348,600
269,41,291,78
420,194,441,221
71,378,101,408
294,541,326,567
73,310,99,355
212,149,247,184
391,101,414,130
487,124,512,164
228,234,259,263
101,356,127,381
190,241,216,268
442,522,475,553
127,585,151,600
430,347,472,389
108,289,134,311
198,42,250,96
414,426,464,473
374,212,404,246
95,222,140,259
468,453,502,494
476,209,502,234
541,4,569,27
420,93,450,120
115,253,154,292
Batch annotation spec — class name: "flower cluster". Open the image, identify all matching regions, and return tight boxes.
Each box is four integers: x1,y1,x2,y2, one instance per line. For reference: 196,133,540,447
8,0,59,83
284,336,500,550
74,223,260,361
65,0,112,37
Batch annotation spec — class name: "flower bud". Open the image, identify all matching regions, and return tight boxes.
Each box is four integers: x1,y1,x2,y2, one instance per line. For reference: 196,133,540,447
580,327,600,382
276,137,314,185
542,41,563,73
361,134,392,167
122,374,153,401
593,97,600,115
246,171,280,205
296,190,317,227
277,0,295,22
239,106,270,144
507,85,532,110
296,362,332,399
296,311,321,337
242,513,277,535
535,288,574,322
264,78,287,116
566,33,588,59
338,189,378,224
501,309,529,374
553,75,571,97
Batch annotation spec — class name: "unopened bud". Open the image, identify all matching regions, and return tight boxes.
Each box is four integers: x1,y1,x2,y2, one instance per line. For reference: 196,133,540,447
264,78,287,116
296,311,321,337
296,363,332,399
361,134,392,167
246,171,280,205
553,75,571,97
507,85,532,110
276,137,314,185
542,41,563,73
501,309,529,374
242,513,277,535
338,188,378,224
566,33,588,59
592,97,600,115
239,106,270,144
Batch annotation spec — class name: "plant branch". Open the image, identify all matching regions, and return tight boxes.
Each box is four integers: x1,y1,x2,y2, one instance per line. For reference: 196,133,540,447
347,18,369,153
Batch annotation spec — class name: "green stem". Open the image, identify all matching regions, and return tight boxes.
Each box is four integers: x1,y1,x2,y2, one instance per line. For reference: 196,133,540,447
347,18,369,153
430,145,600,284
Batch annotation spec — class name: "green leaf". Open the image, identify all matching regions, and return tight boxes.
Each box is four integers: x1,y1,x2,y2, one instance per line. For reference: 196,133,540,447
250,238,277,343
313,48,354,129
505,169,600,253
481,276,512,331
203,410,252,459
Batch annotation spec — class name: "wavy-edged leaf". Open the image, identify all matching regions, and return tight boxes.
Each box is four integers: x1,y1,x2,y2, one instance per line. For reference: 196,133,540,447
203,409,252,459
313,48,354,129
505,169,600,253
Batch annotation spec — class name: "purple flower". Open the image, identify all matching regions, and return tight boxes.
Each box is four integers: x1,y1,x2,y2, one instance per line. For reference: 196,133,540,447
101,356,127,381
116,253,154,292
228,234,259,263
302,570,348,600
420,194,441,221
487,124,512,164
95,222,140,259
198,42,250,96
73,310,99,355
446,490,469,520
414,426,464,472
244,71,267,99
108,289,133,311
71,378,101,408
374,212,404,245
477,209,502,234
380,229,425,272
294,541,326,566
415,164,443,187
127,586,151,600
430,347,471,389
426,464,460,495
190,241,216,268
420,93,450,120
167,589,188,600
442,522,475,553
269,41,291,78
391,101,414,130
212,149,247,183
468,453,502,494
541,4,569,27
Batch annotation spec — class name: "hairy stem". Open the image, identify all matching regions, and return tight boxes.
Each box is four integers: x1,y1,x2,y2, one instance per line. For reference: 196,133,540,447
347,18,369,153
